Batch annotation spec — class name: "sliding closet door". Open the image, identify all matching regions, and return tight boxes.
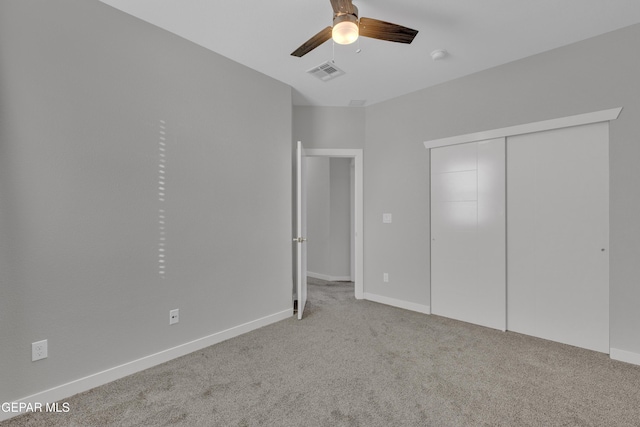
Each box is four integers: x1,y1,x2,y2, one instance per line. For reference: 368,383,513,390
431,138,506,331
507,122,609,353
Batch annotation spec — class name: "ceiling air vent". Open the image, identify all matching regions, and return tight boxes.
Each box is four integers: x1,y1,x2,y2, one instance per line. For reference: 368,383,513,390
307,61,345,82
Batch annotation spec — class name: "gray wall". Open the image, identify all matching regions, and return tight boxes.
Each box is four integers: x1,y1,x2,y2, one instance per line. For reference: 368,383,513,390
293,107,365,149
0,0,292,402
329,158,352,278
306,158,351,279
306,157,331,275
364,24,640,354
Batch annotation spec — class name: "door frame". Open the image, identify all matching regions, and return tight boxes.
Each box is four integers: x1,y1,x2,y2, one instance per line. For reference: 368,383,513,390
304,148,364,299
295,141,308,319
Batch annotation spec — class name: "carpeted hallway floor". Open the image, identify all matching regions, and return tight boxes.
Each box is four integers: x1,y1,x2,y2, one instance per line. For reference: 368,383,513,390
4,278,640,426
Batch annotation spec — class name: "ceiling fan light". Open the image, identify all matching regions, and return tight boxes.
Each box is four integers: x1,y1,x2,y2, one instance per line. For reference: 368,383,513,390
332,20,359,45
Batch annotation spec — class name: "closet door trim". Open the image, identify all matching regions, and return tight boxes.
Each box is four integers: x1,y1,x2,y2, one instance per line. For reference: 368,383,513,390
423,108,621,150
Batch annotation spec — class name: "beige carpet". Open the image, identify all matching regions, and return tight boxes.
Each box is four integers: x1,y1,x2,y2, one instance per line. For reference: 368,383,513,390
4,278,640,426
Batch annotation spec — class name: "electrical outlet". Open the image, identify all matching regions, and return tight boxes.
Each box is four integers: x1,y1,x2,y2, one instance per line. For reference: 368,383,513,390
32,340,48,361
169,309,179,325
383,273,389,283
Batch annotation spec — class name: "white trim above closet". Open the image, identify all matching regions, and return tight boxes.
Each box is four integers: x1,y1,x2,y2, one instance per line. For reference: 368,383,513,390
423,107,622,149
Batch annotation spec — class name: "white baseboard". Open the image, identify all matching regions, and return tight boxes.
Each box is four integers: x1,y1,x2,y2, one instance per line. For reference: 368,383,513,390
307,271,352,282
1,308,293,422
610,348,640,366
363,292,431,314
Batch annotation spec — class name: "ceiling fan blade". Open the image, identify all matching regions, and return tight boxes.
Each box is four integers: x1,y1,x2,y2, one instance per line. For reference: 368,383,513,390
329,0,355,15
291,26,333,57
359,17,418,44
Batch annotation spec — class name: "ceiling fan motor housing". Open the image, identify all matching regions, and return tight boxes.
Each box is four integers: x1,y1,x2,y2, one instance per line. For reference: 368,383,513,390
333,5,358,22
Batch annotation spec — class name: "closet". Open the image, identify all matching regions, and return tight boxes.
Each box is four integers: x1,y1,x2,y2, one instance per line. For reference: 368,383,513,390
431,138,506,331
507,123,609,352
426,109,619,353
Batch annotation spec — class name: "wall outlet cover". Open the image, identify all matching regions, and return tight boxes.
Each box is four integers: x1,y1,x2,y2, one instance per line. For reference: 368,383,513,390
32,340,48,361
169,309,179,325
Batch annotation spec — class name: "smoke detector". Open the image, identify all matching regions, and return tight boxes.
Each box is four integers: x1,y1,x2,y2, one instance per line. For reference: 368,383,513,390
430,49,447,60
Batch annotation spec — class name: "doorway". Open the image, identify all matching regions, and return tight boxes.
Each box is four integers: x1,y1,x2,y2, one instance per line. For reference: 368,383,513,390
296,147,363,305
306,157,352,282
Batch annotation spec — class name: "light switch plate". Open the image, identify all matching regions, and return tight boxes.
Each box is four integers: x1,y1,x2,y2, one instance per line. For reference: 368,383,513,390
383,213,392,223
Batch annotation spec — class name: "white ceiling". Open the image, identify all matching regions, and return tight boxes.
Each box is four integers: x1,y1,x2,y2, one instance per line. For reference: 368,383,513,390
99,0,640,107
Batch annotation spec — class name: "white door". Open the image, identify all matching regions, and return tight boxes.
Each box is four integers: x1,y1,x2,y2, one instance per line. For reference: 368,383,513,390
507,122,609,353
295,141,308,320
430,138,506,330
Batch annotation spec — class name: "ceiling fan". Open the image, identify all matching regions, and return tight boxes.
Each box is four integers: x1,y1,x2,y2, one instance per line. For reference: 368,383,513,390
291,0,419,57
